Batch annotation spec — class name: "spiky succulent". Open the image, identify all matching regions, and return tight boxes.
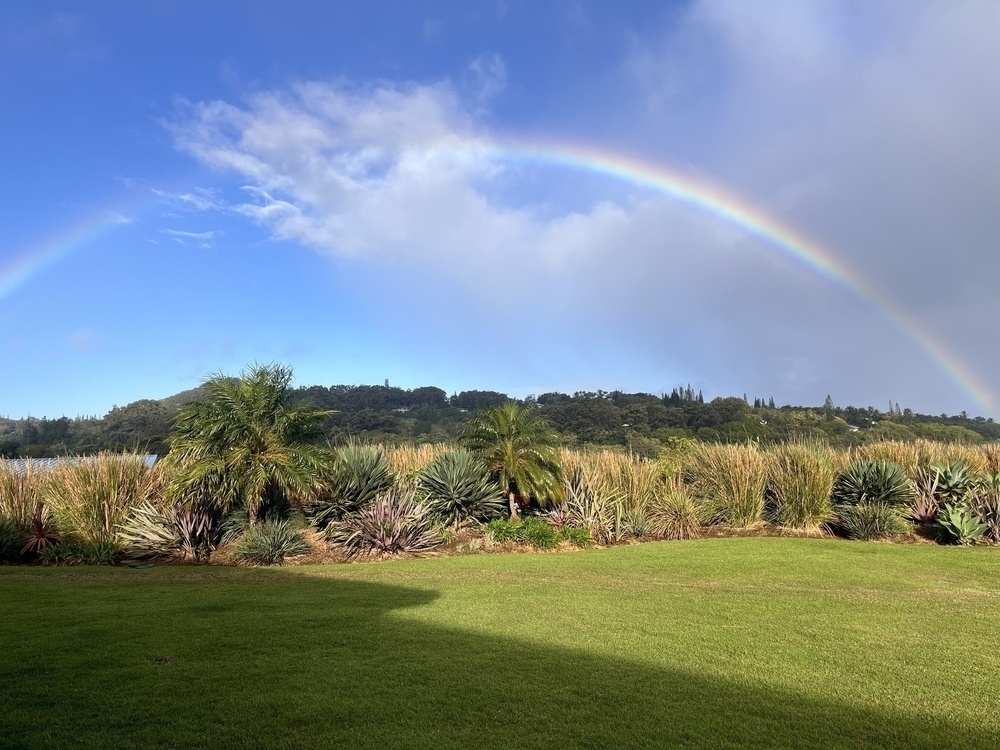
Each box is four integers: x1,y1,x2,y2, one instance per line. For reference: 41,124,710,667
417,449,505,526
937,503,987,546
233,520,308,566
832,460,912,507
308,443,396,528
326,490,442,559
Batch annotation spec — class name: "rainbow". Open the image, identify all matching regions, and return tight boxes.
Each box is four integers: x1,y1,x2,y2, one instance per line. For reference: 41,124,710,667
1,143,994,415
455,137,996,415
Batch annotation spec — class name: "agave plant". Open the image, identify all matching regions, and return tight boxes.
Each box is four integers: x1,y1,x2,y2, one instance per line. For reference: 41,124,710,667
932,462,976,505
416,449,506,527
937,503,987,546
308,443,396,529
326,490,442,559
832,460,912,508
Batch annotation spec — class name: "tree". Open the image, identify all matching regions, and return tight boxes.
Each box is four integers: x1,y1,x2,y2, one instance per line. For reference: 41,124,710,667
165,364,332,522
460,402,562,520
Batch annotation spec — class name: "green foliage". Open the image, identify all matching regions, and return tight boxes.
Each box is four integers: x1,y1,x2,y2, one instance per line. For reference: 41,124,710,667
326,491,442,559
0,517,23,561
687,443,767,528
558,526,594,548
483,516,562,549
416,449,505,526
19,506,62,557
233,520,308,566
461,402,562,518
931,462,976,504
518,517,560,549
166,363,332,522
836,503,910,541
648,488,702,540
308,442,397,528
39,540,120,565
936,503,987,546
832,460,912,508
765,443,836,530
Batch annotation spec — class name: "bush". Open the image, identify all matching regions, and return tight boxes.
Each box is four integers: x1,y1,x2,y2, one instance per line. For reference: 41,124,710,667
558,526,594,548
937,504,987,546
0,517,23,562
766,443,835,530
832,460,911,508
39,540,120,566
233,520,308,566
417,449,506,526
836,503,910,541
484,518,521,544
648,488,702,540
686,444,767,528
309,443,396,528
326,491,442,559
518,517,560,549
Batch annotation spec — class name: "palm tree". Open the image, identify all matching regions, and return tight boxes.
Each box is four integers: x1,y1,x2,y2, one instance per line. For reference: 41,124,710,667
165,363,332,523
461,402,562,520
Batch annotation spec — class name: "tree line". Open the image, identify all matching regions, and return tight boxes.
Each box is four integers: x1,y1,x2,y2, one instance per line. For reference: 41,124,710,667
1,380,996,458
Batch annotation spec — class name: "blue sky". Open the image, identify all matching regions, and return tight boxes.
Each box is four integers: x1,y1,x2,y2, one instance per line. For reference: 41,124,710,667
2,1,999,419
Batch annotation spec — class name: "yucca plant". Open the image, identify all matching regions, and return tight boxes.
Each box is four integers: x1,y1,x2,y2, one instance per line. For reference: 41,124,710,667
966,473,1000,542
562,464,624,545
936,503,987,546
309,443,397,528
119,500,221,563
765,443,836,531
686,443,767,528
909,465,941,524
233,519,308,565
832,460,912,508
326,490,442,559
417,449,506,526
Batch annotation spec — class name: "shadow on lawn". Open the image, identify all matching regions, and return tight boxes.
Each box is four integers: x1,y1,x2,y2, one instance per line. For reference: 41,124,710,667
0,568,995,749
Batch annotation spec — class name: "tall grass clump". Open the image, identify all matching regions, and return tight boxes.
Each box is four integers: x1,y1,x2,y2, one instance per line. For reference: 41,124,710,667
41,454,164,547
233,519,308,565
0,461,45,531
765,442,836,532
385,443,448,482
647,481,702,540
685,443,767,528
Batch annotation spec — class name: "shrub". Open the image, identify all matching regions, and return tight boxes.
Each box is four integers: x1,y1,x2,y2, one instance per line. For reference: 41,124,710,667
41,454,163,547
233,520,308,566
309,443,396,528
19,506,62,558
937,504,988,546
832,460,911,508
967,473,1000,541
417,449,506,526
484,518,521,544
686,444,767,528
837,503,910,541
40,540,120,566
0,517,23,562
648,488,702,540
326,491,442,559
558,526,594,548
518,517,560,549
766,443,836,530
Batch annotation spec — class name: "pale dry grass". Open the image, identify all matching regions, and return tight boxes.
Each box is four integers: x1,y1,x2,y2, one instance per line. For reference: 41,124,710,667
684,443,767,528
0,461,45,530
384,443,449,481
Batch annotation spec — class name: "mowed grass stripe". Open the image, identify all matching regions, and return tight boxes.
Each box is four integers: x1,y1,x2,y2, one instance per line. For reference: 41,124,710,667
1,538,997,749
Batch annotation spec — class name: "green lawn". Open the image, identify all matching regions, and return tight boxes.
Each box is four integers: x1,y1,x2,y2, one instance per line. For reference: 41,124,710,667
2,538,998,749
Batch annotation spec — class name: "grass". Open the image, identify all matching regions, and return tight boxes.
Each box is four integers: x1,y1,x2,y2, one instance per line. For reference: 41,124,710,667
1,539,999,748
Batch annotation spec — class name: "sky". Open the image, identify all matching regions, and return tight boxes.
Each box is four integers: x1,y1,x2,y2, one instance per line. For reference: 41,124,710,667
2,1,999,419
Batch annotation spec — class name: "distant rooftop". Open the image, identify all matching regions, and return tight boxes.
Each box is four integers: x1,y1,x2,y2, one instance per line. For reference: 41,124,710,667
0,455,158,475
